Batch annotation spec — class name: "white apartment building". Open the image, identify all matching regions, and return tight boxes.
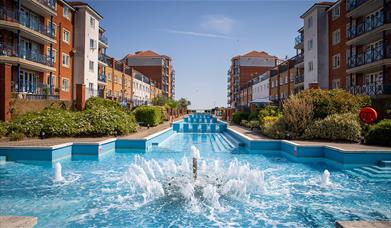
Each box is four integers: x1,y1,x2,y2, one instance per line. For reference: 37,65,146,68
301,2,331,89
132,70,151,107
252,72,270,104
70,2,103,99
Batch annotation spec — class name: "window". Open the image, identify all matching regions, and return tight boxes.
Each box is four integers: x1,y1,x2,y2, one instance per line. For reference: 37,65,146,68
307,16,313,28
108,72,112,81
90,39,96,50
308,39,313,50
332,54,341,69
308,61,313,72
62,53,70,67
47,47,56,63
48,22,56,37
90,17,95,28
47,74,56,87
332,79,340,89
89,61,94,72
332,29,341,45
63,6,71,20
63,29,70,43
62,78,69,92
332,5,340,19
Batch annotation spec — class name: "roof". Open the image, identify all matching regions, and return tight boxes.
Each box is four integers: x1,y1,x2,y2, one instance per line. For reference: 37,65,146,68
125,50,170,59
300,2,334,18
68,1,103,20
60,0,75,11
242,51,277,58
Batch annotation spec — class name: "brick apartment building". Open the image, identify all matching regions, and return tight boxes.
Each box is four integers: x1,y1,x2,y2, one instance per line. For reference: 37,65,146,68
122,50,175,98
227,51,279,110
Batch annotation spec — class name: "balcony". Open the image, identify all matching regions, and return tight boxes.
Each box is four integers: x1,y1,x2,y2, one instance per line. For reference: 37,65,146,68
99,34,108,47
11,81,59,100
98,73,106,83
347,0,368,12
294,34,304,49
0,42,54,72
22,0,57,16
98,53,110,65
348,12,386,41
0,7,55,44
349,83,391,96
295,75,304,84
348,44,390,69
294,54,304,65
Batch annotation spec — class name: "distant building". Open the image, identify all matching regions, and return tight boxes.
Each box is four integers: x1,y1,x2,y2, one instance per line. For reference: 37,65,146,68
132,69,151,107
251,71,271,109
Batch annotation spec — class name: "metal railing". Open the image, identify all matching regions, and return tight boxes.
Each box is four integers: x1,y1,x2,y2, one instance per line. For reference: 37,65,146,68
98,73,106,82
295,75,304,84
294,53,304,64
295,34,304,46
98,53,110,65
348,12,385,39
347,0,368,12
11,81,59,100
115,62,123,71
36,0,56,10
349,83,390,96
0,42,53,66
0,7,54,38
99,34,108,45
348,45,389,68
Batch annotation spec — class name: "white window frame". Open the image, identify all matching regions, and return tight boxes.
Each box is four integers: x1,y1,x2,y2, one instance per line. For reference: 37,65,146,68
332,5,340,20
89,61,94,72
62,78,69,92
62,53,70,67
308,16,313,28
332,29,341,45
90,17,95,28
308,61,313,72
63,29,70,44
332,53,341,69
47,47,56,63
308,39,313,50
63,6,71,20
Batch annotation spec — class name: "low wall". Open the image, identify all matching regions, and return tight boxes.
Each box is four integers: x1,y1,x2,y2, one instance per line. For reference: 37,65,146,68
10,99,73,118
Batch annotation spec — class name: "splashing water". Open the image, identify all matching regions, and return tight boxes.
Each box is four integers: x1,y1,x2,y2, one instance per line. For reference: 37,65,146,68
54,162,64,182
321,169,331,186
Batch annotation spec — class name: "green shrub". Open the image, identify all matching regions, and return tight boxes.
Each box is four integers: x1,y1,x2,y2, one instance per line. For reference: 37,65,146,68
282,96,314,138
156,106,168,122
240,120,249,127
9,131,25,141
302,113,361,142
133,106,162,126
232,112,250,125
365,119,391,146
261,116,287,139
248,120,259,129
296,89,371,119
85,97,122,110
82,107,137,136
248,111,259,121
259,105,282,126
0,121,6,138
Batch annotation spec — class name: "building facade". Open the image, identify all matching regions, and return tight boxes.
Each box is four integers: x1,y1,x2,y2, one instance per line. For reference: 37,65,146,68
122,50,175,98
132,69,151,107
293,27,305,94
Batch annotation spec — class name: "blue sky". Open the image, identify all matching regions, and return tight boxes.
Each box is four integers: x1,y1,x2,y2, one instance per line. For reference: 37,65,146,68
86,0,316,109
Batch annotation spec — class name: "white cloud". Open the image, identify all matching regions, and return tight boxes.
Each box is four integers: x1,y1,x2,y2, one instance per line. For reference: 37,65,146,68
200,15,236,35
158,29,235,40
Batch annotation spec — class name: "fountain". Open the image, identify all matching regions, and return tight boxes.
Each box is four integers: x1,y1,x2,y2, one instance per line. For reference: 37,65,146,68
321,169,330,186
191,145,200,180
54,162,64,182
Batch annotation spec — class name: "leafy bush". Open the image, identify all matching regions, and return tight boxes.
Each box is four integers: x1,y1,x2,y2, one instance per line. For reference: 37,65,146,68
261,116,287,139
365,119,391,146
9,131,25,141
248,120,259,129
232,112,250,125
282,96,314,138
133,106,162,126
296,89,371,119
302,113,361,142
259,105,282,126
0,121,6,138
240,120,249,127
156,106,168,122
85,97,122,110
248,111,259,121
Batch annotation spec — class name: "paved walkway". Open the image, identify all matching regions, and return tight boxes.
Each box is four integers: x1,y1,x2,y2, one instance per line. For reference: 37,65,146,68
0,116,183,147
0,216,37,228
336,221,391,228
229,124,391,152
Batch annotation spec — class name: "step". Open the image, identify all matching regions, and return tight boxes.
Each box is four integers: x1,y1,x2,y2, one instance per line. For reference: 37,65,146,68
218,134,235,149
215,134,232,150
208,134,218,152
351,168,391,179
0,156,6,165
211,134,224,152
223,132,245,147
379,160,391,167
345,170,391,182
361,166,391,175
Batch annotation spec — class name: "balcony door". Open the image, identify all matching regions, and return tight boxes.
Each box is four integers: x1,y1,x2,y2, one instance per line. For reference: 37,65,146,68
19,70,38,94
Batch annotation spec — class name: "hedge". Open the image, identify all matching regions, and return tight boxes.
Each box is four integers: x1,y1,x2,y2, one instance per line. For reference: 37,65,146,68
302,113,361,142
133,106,162,126
232,112,250,125
365,119,391,146
85,97,122,110
0,121,6,138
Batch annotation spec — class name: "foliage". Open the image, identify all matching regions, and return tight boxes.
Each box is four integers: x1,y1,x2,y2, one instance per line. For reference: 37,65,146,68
248,120,259,129
0,121,6,138
282,96,314,138
261,116,287,139
85,97,122,110
232,112,250,125
296,89,371,119
178,98,191,109
248,111,259,121
133,106,162,126
240,120,249,127
165,100,179,110
152,95,170,106
155,106,168,122
365,119,391,146
259,105,282,127
302,113,361,142
9,131,25,141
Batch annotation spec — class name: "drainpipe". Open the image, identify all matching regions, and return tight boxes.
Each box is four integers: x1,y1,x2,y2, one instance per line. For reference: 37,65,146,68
49,15,53,96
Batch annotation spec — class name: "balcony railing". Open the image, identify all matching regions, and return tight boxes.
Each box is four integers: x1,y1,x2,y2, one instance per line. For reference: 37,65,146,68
0,42,53,66
36,0,57,11
294,34,304,46
347,0,368,12
348,44,390,68
348,13,385,40
115,62,123,71
295,75,304,84
98,73,106,82
294,54,304,64
349,83,391,96
98,53,110,65
11,81,59,100
99,34,108,45
0,7,54,39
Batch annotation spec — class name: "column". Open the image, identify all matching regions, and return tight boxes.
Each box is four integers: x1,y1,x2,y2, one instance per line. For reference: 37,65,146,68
0,64,12,121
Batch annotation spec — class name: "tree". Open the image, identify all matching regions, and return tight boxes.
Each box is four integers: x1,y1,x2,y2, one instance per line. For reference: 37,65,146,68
151,95,169,106
178,98,191,109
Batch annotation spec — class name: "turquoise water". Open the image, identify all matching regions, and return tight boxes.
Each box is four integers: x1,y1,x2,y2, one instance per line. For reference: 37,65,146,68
0,133,390,227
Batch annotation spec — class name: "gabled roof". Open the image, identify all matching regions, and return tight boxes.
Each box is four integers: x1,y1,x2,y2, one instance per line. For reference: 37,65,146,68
124,50,168,59
242,51,277,58
300,1,334,18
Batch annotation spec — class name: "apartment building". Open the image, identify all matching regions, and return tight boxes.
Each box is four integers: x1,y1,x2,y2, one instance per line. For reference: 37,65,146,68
251,71,271,110
345,0,391,97
105,58,131,104
301,2,334,90
269,68,280,102
0,0,62,120
293,27,305,94
227,51,279,109
122,50,175,98
69,1,102,100
97,26,109,97
132,69,151,107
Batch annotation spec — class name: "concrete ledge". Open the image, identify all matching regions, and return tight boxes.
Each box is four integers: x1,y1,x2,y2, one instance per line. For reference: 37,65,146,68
0,216,37,228
336,221,391,228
